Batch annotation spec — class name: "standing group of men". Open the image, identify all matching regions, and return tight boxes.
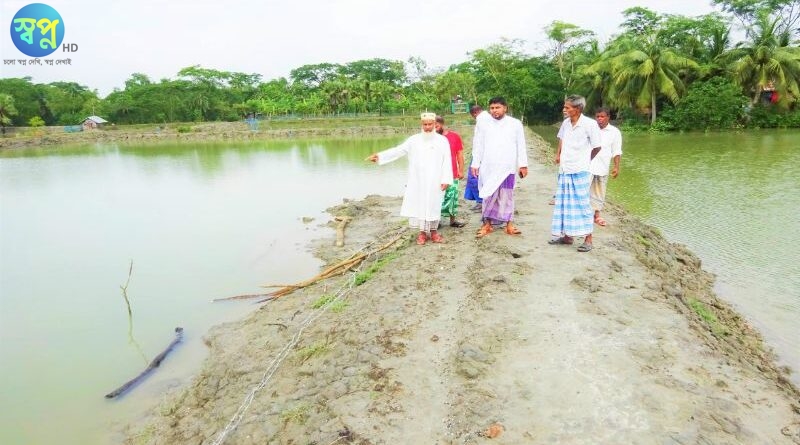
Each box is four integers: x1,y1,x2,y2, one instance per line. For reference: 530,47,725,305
367,94,621,251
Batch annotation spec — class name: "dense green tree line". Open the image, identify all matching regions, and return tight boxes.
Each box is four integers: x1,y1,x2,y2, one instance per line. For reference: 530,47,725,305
1,0,799,132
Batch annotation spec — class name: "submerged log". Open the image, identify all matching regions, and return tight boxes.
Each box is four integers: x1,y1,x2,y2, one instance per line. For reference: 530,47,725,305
105,327,184,399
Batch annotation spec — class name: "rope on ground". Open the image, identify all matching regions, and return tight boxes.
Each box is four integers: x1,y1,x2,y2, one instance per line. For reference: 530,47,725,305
208,228,407,445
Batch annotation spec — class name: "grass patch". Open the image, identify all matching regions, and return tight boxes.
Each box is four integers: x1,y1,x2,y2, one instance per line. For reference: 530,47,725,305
329,300,349,313
311,294,336,309
688,298,728,337
280,403,310,425
635,233,653,247
354,252,399,286
295,342,330,363
310,293,348,313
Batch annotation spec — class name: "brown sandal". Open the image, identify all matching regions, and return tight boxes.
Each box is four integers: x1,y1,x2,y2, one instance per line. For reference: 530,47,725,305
505,223,521,235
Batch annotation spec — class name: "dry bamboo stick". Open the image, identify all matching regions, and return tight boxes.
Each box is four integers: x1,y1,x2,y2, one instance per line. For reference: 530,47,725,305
212,292,274,302
216,230,407,303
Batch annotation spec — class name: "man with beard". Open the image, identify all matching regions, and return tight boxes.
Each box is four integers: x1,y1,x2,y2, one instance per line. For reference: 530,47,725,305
366,112,453,245
471,97,528,238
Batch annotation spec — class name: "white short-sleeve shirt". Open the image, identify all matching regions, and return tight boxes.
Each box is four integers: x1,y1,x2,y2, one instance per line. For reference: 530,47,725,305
557,114,601,174
590,124,623,176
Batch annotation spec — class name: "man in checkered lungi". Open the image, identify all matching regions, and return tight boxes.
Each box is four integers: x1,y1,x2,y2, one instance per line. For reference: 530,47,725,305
549,95,601,252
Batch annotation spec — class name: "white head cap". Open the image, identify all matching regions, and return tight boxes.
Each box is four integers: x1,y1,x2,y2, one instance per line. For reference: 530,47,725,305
420,112,436,121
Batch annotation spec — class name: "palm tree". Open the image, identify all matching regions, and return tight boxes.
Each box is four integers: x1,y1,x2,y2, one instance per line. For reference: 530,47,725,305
0,94,18,134
721,14,800,105
594,35,699,124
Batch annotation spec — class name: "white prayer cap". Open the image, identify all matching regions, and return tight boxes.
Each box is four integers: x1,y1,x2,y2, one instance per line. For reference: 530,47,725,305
420,112,436,121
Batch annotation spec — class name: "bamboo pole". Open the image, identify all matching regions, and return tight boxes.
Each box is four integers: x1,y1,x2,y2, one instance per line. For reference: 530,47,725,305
213,230,406,303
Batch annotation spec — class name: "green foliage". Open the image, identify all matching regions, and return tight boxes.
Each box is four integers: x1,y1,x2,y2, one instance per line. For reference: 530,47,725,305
176,125,192,133
354,252,398,286
746,105,800,128
28,116,45,127
635,233,653,247
0,78,43,126
329,300,349,314
720,14,800,106
661,77,748,130
294,342,329,363
688,297,729,336
0,94,17,129
311,294,336,309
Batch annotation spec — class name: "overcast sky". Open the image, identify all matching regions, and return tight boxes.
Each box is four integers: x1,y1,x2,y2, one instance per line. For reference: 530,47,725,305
1,0,723,97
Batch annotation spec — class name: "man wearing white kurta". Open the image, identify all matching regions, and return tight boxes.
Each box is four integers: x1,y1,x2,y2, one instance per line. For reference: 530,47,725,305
367,112,453,245
471,97,528,238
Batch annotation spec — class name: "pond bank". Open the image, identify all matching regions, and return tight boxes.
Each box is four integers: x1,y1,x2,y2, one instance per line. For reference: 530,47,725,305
122,126,800,444
0,119,422,150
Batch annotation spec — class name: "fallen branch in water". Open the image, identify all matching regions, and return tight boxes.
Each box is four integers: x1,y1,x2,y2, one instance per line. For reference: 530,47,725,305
214,229,407,303
105,327,184,399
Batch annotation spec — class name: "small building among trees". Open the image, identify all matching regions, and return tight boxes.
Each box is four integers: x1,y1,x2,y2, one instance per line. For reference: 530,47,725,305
82,115,108,130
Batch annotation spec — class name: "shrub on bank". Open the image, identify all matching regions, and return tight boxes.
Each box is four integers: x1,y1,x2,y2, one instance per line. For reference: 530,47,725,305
660,78,748,131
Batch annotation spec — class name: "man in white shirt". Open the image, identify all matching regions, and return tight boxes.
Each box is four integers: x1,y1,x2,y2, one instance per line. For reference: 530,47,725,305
589,107,622,227
549,95,601,252
366,112,453,245
471,97,528,238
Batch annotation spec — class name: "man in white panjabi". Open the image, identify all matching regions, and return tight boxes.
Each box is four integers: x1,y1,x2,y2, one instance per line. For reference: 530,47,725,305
471,97,528,238
366,112,453,245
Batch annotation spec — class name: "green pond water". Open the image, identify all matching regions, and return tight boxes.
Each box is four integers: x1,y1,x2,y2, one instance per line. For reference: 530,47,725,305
533,125,800,385
0,137,408,445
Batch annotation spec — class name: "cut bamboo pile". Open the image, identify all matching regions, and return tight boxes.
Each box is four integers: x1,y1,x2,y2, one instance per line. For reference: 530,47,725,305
214,228,407,304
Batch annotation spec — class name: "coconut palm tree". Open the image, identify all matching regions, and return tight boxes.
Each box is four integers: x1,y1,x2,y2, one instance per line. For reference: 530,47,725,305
721,14,800,105
593,35,699,124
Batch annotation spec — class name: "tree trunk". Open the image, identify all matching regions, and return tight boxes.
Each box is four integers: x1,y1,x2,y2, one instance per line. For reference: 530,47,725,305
651,94,657,125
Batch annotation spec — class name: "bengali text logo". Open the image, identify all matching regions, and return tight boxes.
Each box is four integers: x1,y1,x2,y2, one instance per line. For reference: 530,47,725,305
10,3,65,57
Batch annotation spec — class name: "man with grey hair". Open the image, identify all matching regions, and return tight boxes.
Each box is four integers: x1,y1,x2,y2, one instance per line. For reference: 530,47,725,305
549,95,601,252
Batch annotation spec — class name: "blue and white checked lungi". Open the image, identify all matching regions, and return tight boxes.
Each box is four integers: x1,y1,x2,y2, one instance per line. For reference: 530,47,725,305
551,171,594,237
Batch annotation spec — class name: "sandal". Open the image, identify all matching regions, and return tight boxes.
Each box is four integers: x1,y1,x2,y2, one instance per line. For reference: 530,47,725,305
430,232,444,243
416,233,427,245
505,223,522,235
594,216,607,226
450,221,466,228
475,224,493,238
577,242,593,252
548,236,574,245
